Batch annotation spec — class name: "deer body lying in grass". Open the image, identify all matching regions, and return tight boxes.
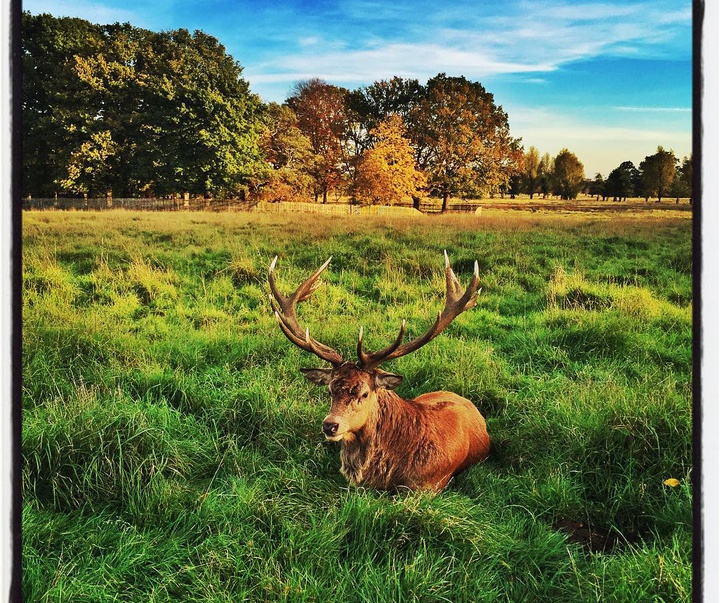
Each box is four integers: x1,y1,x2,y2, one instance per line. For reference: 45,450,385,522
269,252,490,491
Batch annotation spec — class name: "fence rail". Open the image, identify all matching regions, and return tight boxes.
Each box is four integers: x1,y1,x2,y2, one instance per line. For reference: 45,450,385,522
22,197,259,211
253,201,424,216
22,197,490,215
418,203,480,213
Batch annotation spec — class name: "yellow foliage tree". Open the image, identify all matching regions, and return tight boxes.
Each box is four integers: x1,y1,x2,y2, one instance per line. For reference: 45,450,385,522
353,115,426,205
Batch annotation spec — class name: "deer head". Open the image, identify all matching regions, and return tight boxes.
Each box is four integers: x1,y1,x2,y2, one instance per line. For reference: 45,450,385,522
268,252,480,442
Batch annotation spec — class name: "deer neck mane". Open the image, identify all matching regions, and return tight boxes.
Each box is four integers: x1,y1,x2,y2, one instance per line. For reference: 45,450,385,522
338,389,414,488
345,388,406,443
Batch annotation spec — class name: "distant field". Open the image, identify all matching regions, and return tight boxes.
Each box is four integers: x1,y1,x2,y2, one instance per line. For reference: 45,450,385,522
22,210,693,602
23,193,693,218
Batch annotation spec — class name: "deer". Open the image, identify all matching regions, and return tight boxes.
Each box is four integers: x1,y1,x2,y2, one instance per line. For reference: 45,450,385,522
268,252,491,491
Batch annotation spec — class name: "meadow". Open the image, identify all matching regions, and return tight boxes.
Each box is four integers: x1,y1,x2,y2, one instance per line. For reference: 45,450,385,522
22,209,693,602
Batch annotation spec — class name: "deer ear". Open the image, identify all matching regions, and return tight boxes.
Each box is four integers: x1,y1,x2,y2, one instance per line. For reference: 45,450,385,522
374,369,403,390
300,368,334,385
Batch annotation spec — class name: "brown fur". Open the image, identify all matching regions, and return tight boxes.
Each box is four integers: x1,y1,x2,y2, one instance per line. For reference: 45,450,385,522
270,253,489,491
307,363,490,491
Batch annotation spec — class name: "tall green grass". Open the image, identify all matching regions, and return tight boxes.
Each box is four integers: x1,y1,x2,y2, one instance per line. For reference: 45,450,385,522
23,210,692,602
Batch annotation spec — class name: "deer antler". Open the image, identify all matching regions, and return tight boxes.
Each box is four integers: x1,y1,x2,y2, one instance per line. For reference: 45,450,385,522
357,251,480,371
268,256,345,366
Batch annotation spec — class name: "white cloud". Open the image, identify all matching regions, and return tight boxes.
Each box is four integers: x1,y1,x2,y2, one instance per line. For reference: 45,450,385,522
243,0,690,97
24,0,691,86
248,42,556,88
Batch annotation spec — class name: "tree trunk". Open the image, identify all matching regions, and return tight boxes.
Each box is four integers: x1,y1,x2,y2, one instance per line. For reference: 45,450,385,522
441,192,448,213
412,196,420,211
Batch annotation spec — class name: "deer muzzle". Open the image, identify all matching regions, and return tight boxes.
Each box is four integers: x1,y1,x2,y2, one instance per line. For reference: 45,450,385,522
322,416,346,441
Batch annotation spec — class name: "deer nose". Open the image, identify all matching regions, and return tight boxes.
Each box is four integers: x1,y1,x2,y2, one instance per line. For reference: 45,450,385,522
322,421,339,437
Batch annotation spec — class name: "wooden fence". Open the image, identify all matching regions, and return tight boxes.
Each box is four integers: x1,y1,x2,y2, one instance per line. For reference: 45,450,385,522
22,197,482,215
22,197,258,211
252,201,423,217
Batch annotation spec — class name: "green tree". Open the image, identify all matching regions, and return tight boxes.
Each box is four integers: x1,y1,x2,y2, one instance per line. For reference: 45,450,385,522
408,74,522,212
551,149,585,200
353,115,426,205
508,174,523,199
69,23,153,196
639,146,676,203
58,130,117,196
522,146,541,198
259,103,316,201
136,28,265,197
21,12,106,197
605,161,639,202
589,173,606,200
22,13,265,198
538,152,553,198
671,155,693,204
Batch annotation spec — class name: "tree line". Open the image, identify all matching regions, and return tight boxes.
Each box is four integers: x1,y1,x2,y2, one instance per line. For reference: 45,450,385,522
512,146,692,204
587,149,693,204
22,13,691,209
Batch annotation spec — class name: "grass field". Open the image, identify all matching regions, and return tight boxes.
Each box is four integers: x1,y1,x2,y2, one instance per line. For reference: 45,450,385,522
22,209,693,602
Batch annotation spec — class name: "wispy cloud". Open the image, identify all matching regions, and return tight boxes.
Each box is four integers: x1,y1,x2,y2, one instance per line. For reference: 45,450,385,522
240,0,691,95
445,1,691,67
24,0,691,87
247,42,555,85
298,36,320,48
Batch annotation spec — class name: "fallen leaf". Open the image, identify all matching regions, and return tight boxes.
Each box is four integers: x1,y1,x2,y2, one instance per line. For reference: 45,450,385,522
663,478,680,488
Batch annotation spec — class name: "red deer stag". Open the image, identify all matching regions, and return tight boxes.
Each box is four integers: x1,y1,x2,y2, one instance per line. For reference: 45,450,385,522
268,252,490,491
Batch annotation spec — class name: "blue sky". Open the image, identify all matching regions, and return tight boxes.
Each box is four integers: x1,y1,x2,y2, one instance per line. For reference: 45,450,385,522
23,0,693,177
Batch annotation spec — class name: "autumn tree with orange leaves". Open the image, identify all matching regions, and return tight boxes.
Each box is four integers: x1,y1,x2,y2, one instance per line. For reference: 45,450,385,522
286,78,349,203
353,115,426,205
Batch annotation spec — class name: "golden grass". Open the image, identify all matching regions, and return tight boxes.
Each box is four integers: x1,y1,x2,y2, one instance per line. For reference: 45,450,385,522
22,206,691,243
